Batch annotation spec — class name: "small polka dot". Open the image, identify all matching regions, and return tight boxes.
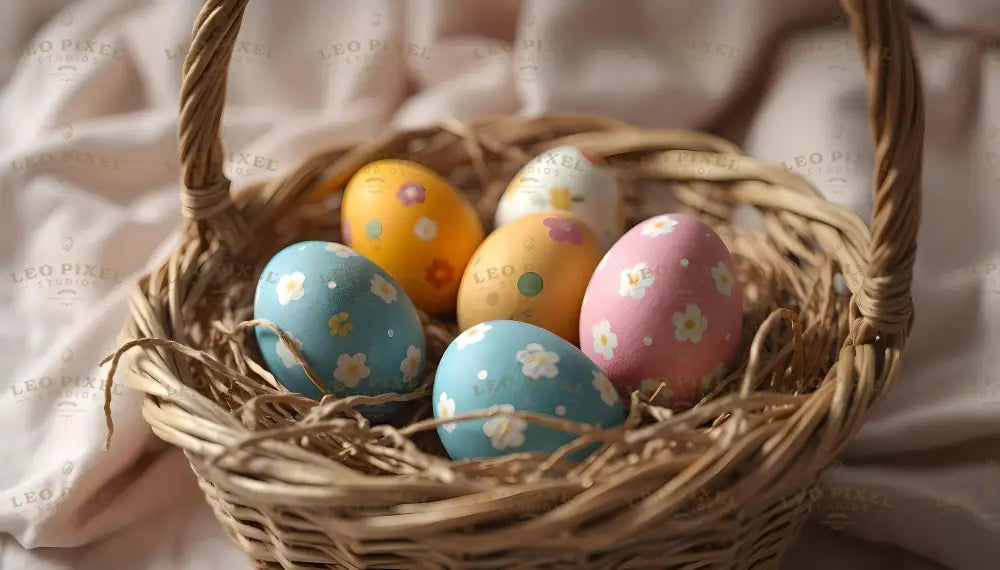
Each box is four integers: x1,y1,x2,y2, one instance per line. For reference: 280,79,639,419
486,292,499,306
517,272,544,297
365,218,383,239
327,281,337,289
555,405,566,416
643,336,652,346
477,370,488,380
680,258,689,267
387,329,394,337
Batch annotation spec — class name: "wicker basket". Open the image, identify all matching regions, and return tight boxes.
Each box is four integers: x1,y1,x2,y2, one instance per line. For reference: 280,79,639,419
102,0,923,568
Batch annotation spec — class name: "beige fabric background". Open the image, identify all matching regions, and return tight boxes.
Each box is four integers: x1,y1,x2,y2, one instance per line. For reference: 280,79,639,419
1,1,997,568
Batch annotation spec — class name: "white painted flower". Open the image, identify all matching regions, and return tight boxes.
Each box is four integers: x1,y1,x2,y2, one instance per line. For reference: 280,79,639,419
641,215,679,237
370,274,398,303
516,343,560,379
413,216,438,242
618,262,655,299
326,242,358,257
276,271,306,305
437,392,457,433
482,404,526,450
274,334,303,367
710,261,733,296
591,320,618,360
400,345,421,378
592,370,618,406
333,353,370,387
673,304,708,343
456,323,492,350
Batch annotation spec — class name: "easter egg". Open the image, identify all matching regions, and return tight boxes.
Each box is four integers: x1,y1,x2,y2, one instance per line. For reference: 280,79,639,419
579,213,743,408
433,320,627,461
341,159,485,314
253,241,426,420
457,211,601,345
495,145,623,251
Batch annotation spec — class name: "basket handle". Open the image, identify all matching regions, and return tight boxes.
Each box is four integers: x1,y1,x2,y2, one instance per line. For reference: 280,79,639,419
841,0,923,343
177,0,922,342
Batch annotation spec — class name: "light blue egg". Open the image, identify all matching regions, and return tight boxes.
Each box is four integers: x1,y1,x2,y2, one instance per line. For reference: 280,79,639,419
432,320,626,460
253,241,425,420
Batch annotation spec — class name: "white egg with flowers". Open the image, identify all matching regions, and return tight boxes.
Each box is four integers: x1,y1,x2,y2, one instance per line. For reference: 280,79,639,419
495,145,624,251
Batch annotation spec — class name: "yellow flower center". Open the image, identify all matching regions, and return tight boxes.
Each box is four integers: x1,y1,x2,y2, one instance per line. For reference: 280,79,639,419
629,272,640,286
600,334,608,345
498,420,510,436
441,408,451,418
347,363,358,375
685,319,695,330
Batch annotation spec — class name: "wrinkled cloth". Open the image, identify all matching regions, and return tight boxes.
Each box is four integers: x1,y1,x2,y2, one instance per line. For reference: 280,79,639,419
1,1,997,569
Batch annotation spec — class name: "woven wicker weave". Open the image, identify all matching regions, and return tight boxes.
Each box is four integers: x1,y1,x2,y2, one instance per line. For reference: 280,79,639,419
102,0,923,568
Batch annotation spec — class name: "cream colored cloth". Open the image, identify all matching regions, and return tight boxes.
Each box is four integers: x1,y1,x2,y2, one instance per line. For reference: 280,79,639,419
1,1,997,569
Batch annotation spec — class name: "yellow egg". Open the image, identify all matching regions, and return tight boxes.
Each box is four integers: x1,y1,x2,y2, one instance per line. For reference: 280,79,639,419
457,211,601,344
341,160,485,314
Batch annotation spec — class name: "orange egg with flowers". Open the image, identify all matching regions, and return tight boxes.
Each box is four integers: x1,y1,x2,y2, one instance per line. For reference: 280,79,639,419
456,211,602,344
341,160,485,314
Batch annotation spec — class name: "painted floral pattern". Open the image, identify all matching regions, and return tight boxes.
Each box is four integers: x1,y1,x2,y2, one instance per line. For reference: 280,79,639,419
413,216,438,242
328,312,354,338
425,258,454,289
711,261,733,296
326,242,358,257
438,392,457,433
333,353,370,387
542,217,583,245
370,274,398,303
482,404,526,450
396,182,426,206
618,262,654,299
673,304,708,343
457,323,492,350
274,333,303,367
641,215,679,237
400,345,421,378
516,343,560,379
592,370,618,406
592,320,618,360
276,272,306,305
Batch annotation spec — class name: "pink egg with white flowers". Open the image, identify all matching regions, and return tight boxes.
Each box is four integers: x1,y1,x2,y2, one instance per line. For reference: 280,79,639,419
578,213,742,408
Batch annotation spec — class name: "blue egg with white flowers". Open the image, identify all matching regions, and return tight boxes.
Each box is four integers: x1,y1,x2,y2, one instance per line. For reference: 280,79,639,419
253,241,425,420
432,320,627,460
